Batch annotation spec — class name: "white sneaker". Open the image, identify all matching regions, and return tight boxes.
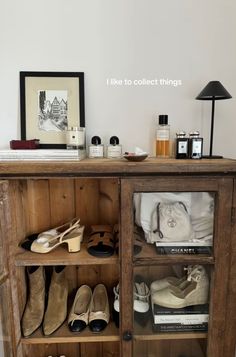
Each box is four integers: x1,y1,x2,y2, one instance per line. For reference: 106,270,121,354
133,281,150,313
113,282,150,313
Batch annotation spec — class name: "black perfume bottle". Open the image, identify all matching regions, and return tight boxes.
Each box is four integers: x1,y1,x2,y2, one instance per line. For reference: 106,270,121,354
176,131,189,159
189,131,203,159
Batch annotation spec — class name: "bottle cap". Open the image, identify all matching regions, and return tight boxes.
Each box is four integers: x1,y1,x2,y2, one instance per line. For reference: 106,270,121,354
176,131,186,138
189,131,200,137
159,115,168,125
110,136,119,145
91,136,101,145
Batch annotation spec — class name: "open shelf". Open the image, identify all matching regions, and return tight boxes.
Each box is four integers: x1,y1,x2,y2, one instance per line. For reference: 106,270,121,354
134,320,207,341
15,242,118,266
134,243,214,266
21,321,119,344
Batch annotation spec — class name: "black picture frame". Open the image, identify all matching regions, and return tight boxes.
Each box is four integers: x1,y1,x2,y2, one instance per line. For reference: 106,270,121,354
20,71,85,149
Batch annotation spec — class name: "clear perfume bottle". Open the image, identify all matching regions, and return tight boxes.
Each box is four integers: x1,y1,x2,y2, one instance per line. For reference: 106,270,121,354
88,136,104,158
107,136,122,158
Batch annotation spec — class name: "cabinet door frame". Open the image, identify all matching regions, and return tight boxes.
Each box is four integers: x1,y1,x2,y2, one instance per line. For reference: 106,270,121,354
0,181,14,357
120,176,234,357
223,178,236,356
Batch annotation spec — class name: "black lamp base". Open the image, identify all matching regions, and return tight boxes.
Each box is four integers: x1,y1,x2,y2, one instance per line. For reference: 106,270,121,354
202,155,223,159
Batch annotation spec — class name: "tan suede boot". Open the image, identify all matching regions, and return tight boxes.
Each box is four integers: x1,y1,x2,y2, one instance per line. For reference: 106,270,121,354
43,266,68,336
21,266,45,337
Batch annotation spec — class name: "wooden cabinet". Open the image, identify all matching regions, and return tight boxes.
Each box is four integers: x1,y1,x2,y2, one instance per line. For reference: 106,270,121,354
0,158,236,357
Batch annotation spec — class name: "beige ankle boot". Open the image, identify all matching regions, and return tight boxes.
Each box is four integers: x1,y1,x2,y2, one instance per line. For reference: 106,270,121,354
21,266,45,337
43,266,68,336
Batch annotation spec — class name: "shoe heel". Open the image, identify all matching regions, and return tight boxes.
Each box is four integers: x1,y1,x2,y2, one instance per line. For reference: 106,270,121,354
67,236,81,252
78,226,85,243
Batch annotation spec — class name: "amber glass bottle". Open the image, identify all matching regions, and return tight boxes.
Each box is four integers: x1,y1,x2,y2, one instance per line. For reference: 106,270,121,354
156,115,170,157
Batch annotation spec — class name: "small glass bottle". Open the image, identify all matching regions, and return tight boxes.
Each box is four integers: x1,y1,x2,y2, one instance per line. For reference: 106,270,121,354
176,131,189,159
156,114,170,157
107,136,122,158
66,127,85,150
88,136,104,158
189,131,203,159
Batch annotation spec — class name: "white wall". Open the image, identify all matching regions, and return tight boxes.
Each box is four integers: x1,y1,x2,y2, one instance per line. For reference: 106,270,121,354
1,0,236,157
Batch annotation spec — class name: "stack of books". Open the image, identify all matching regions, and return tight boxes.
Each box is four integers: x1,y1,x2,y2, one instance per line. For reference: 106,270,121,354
0,149,86,161
152,303,209,333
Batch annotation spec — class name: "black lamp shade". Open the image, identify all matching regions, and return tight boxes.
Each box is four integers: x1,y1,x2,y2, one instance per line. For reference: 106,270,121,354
196,81,232,100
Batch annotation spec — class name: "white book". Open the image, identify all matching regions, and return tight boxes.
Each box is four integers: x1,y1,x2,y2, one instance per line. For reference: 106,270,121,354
154,314,209,325
155,240,213,247
0,149,86,161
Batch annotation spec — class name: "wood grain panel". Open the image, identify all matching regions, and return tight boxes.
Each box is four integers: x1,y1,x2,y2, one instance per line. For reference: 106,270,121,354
99,179,119,225
75,179,100,227
24,180,51,235
1,158,236,178
102,342,120,356
49,179,75,226
80,342,102,357
223,178,236,356
8,181,26,357
133,341,148,357
149,340,171,356
120,180,134,357
23,344,57,357
207,178,233,357
56,342,80,357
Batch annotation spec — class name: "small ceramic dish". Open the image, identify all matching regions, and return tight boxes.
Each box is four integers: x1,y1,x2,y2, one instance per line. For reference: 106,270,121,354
123,153,148,162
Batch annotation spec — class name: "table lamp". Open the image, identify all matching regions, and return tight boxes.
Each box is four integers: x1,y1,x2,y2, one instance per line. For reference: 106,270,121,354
196,81,232,158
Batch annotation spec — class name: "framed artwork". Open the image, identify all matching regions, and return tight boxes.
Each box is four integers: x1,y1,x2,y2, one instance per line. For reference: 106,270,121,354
20,71,85,148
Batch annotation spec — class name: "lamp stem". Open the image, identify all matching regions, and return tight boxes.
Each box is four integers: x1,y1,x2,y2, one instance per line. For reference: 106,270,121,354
209,98,215,156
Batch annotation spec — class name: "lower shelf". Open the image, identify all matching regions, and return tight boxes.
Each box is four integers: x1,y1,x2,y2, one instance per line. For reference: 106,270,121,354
134,321,208,341
21,322,119,344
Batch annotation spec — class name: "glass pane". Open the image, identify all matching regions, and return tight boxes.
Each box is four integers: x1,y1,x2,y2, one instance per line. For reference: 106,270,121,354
133,265,210,357
0,281,13,357
133,192,214,257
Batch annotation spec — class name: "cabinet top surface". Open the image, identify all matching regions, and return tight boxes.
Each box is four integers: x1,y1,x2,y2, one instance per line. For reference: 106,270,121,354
1,157,236,177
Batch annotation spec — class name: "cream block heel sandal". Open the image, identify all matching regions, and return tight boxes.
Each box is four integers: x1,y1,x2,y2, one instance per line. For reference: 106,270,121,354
31,225,84,254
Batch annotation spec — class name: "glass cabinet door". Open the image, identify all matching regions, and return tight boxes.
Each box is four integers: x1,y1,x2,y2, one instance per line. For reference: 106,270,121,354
120,177,233,357
132,264,210,357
